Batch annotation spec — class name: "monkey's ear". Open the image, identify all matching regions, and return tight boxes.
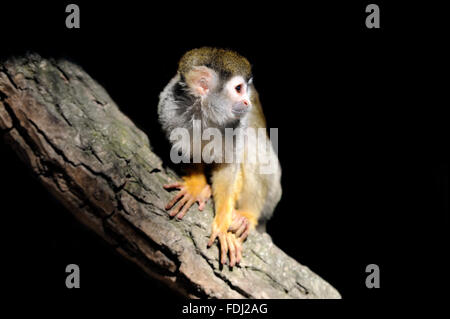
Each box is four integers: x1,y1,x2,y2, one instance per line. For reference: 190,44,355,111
184,66,218,97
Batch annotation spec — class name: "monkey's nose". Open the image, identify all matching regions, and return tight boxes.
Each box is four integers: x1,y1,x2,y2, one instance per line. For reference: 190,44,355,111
243,99,250,106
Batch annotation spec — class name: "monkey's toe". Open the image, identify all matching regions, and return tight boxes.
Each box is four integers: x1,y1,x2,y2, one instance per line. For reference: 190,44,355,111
228,234,242,266
229,210,252,243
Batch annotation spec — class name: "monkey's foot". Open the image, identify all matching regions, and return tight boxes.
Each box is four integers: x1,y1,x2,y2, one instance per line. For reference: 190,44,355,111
163,176,211,219
228,209,252,243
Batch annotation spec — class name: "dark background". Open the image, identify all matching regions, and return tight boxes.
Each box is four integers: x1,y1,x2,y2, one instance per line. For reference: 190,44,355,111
0,0,448,314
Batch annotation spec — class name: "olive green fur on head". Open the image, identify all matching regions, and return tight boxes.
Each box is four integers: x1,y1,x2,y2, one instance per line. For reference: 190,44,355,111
178,47,252,81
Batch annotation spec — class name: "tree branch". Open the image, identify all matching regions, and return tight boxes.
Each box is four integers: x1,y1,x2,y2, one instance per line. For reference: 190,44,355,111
0,54,340,299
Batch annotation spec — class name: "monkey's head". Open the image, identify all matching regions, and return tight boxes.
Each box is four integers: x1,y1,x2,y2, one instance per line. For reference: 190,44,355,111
178,47,253,125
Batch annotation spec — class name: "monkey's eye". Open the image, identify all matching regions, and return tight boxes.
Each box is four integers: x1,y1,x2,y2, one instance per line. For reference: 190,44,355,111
235,84,242,93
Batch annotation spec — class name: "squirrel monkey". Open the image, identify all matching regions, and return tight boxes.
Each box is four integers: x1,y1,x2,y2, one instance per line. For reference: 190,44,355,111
158,47,281,267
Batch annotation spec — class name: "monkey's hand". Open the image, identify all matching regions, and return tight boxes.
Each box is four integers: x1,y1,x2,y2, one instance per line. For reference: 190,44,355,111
208,209,251,267
208,227,243,267
163,174,211,219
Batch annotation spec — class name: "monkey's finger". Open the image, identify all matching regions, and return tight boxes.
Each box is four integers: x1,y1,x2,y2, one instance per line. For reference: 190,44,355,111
204,186,212,198
163,182,183,190
197,199,206,211
169,195,189,217
226,234,236,267
165,189,187,210
219,233,228,265
228,217,243,232
235,238,242,264
229,216,245,232
235,218,248,238
238,226,250,243
201,185,212,198
208,229,219,247
176,197,195,219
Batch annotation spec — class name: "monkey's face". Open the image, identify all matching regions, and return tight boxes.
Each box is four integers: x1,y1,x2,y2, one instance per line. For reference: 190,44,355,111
184,66,252,125
224,75,252,118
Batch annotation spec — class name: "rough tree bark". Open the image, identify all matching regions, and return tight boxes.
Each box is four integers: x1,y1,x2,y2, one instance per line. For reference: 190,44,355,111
0,54,341,299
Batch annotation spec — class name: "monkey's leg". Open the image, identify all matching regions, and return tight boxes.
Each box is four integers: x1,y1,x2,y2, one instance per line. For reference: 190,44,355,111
207,164,242,266
230,162,271,242
163,165,211,219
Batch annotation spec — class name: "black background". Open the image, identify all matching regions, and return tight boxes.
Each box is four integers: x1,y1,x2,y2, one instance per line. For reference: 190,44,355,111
0,0,448,315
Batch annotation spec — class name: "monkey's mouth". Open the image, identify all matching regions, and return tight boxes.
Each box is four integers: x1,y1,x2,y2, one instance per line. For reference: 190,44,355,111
231,108,249,118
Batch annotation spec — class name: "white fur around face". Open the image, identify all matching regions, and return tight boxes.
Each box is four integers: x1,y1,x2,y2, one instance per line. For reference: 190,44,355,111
224,75,250,103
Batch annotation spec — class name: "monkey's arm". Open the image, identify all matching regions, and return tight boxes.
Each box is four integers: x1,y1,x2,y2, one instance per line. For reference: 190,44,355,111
164,164,211,219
